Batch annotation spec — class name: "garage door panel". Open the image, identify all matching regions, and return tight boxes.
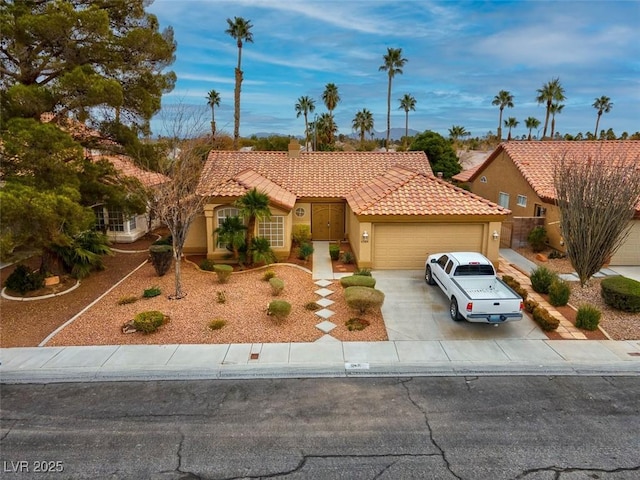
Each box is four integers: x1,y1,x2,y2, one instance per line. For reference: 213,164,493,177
611,221,640,266
373,224,483,269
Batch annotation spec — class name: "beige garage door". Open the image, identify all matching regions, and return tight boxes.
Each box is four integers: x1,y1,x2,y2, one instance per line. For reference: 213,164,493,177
373,223,484,269
611,221,640,266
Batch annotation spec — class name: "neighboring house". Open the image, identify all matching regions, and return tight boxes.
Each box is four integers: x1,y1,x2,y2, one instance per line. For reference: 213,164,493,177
454,141,640,266
185,140,510,269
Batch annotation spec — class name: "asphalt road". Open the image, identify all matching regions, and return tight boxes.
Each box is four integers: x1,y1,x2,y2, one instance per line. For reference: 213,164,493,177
1,377,639,479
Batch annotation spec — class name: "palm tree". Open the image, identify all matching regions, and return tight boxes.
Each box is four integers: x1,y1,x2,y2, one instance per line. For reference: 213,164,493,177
504,117,519,141
214,215,246,260
295,96,316,150
315,112,337,150
524,116,540,140
321,83,340,145
491,90,514,141
448,125,469,143
536,77,565,139
352,109,374,148
549,103,564,139
398,93,416,147
225,16,254,150
234,188,271,265
379,47,408,151
206,89,221,139
592,96,613,137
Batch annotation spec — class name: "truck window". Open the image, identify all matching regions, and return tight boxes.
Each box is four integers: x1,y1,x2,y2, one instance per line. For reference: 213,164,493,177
437,255,449,269
454,264,495,276
445,260,454,274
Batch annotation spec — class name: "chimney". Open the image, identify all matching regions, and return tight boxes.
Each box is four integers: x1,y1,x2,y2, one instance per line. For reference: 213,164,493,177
288,138,301,158
437,172,443,178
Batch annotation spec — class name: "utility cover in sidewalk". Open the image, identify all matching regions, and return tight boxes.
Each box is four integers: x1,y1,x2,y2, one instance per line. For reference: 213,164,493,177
315,320,337,333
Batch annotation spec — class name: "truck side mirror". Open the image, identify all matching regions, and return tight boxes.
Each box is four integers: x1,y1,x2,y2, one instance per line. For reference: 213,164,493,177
430,259,436,263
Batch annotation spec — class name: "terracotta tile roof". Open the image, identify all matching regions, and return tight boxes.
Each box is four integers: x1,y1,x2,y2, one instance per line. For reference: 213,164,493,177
346,167,509,216
233,169,297,211
469,141,640,212
95,155,169,187
197,151,433,199
452,163,482,182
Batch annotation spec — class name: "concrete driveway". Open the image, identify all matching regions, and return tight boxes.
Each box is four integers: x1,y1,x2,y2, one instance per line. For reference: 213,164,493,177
374,270,547,341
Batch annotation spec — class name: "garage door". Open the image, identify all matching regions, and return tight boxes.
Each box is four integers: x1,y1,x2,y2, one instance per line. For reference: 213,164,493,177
611,221,640,266
373,223,484,269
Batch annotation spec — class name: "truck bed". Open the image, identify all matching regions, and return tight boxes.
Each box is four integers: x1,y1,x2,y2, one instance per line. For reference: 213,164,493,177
453,278,519,301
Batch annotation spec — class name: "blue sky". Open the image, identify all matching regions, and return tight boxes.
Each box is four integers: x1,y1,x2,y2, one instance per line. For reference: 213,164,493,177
147,0,640,140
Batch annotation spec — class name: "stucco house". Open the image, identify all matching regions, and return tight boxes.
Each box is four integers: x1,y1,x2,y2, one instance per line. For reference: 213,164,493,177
184,141,510,269
454,141,640,266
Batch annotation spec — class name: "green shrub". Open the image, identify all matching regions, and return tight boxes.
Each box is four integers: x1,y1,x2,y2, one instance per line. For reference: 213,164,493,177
213,264,233,283
250,237,276,265
216,291,226,304
600,276,640,313
530,266,558,294
549,278,571,307
3,264,45,294
548,249,566,259
133,310,167,333
527,226,547,253
292,225,311,246
524,298,538,314
513,285,529,301
117,295,138,305
149,244,173,276
532,306,560,331
297,242,314,261
262,269,276,281
267,300,291,322
340,275,376,288
345,317,370,331
152,235,173,246
304,301,320,311
344,286,385,314
208,319,226,330
199,258,216,271
329,244,340,261
341,251,354,264
501,275,516,287
354,268,372,277
575,304,601,331
269,277,284,296
143,286,161,298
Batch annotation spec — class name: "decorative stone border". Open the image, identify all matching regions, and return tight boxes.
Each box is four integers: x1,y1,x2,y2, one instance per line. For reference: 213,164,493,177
2,279,81,302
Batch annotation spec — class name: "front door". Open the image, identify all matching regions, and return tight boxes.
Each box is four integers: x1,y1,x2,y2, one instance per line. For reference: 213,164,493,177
311,203,345,240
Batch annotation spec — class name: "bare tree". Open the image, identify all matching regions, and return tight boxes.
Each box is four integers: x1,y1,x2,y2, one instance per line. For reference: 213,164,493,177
554,147,640,286
153,103,210,299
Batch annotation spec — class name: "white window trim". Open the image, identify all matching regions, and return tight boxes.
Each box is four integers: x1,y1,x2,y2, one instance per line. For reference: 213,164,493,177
258,216,285,248
517,195,527,207
498,192,510,209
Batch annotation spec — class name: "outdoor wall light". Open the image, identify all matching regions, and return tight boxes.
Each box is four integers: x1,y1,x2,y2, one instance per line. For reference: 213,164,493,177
362,230,369,243
492,230,500,240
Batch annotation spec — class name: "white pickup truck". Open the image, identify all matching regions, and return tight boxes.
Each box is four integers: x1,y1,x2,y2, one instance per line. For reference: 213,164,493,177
425,252,523,323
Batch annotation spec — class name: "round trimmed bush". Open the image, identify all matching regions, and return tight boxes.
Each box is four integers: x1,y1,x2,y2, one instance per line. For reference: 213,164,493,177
345,318,370,331
340,275,376,288
549,278,571,307
268,300,291,321
524,298,538,314
133,311,167,333
269,277,284,296
329,244,340,261
149,244,173,276
344,286,385,314
213,264,233,283
527,226,547,252
601,276,640,313
532,305,560,331
530,266,558,294
576,304,601,331
4,264,45,294
199,259,216,271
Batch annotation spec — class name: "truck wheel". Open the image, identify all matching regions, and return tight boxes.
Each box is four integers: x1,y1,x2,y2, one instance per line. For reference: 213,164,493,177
450,297,463,321
425,266,435,285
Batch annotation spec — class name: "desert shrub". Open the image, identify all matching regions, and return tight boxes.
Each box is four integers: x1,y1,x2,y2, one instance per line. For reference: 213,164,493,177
297,242,314,261
133,310,167,333
250,237,276,265
208,319,226,330
143,286,161,298
340,275,376,288
304,301,320,311
341,251,355,264
527,226,547,252
267,300,291,322
149,244,173,276
524,298,538,314
216,291,226,304
329,244,340,261
530,266,558,294
354,268,372,276
549,278,571,307
513,285,529,301
4,264,44,294
213,264,233,283
269,277,284,296
199,258,216,271
575,304,601,331
532,306,560,331
117,295,138,305
548,249,566,259
344,286,385,314
292,225,311,246
345,317,370,331
262,269,276,281
600,276,640,313
501,275,516,287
